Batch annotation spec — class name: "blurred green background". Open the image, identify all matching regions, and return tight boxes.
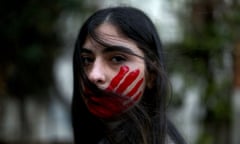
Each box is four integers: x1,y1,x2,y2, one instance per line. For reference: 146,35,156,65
0,0,240,144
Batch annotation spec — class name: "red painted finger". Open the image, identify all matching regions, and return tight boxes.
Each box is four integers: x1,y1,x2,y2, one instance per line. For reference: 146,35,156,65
106,66,129,91
132,91,142,102
124,91,142,107
126,78,144,97
116,69,140,94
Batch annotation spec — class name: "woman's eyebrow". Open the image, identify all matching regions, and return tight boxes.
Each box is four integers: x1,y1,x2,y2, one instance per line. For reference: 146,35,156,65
81,48,92,54
103,46,143,58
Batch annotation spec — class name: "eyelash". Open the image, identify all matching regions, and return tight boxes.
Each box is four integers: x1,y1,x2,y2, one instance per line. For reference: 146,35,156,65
111,55,127,64
80,54,128,66
81,55,94,66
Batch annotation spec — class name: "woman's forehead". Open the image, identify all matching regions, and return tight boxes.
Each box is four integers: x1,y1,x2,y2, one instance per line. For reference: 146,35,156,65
83,36,144,57
83,23,143,55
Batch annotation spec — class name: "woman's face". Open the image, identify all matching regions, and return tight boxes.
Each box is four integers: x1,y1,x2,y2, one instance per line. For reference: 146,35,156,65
81,23,148,119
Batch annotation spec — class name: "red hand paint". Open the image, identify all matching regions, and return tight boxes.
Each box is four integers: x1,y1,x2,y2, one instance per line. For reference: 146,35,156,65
84,65,144,119
106,66,129,91
115,69,140,94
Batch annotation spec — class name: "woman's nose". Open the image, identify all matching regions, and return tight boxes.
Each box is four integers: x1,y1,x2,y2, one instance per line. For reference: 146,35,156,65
88,61,107,85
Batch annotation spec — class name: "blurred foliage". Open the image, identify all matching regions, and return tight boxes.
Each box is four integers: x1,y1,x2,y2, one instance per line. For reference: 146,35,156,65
0,0,92,100
0,0,98,142
167,0,240,143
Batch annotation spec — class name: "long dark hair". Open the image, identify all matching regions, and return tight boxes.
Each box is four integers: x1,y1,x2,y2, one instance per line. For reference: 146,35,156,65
72,6,186,144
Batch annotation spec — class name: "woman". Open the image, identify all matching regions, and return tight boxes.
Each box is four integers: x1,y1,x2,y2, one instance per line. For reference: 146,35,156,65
72,6,186,144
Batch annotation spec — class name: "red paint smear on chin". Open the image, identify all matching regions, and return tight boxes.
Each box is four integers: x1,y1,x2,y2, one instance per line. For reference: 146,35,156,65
87,95,129,119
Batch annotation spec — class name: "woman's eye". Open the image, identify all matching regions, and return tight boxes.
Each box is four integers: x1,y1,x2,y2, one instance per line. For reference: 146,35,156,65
81,56,94,66
111,55,126,63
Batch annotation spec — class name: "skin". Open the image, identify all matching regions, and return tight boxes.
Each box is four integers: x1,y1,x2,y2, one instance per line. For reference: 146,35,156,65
81,23,148,119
